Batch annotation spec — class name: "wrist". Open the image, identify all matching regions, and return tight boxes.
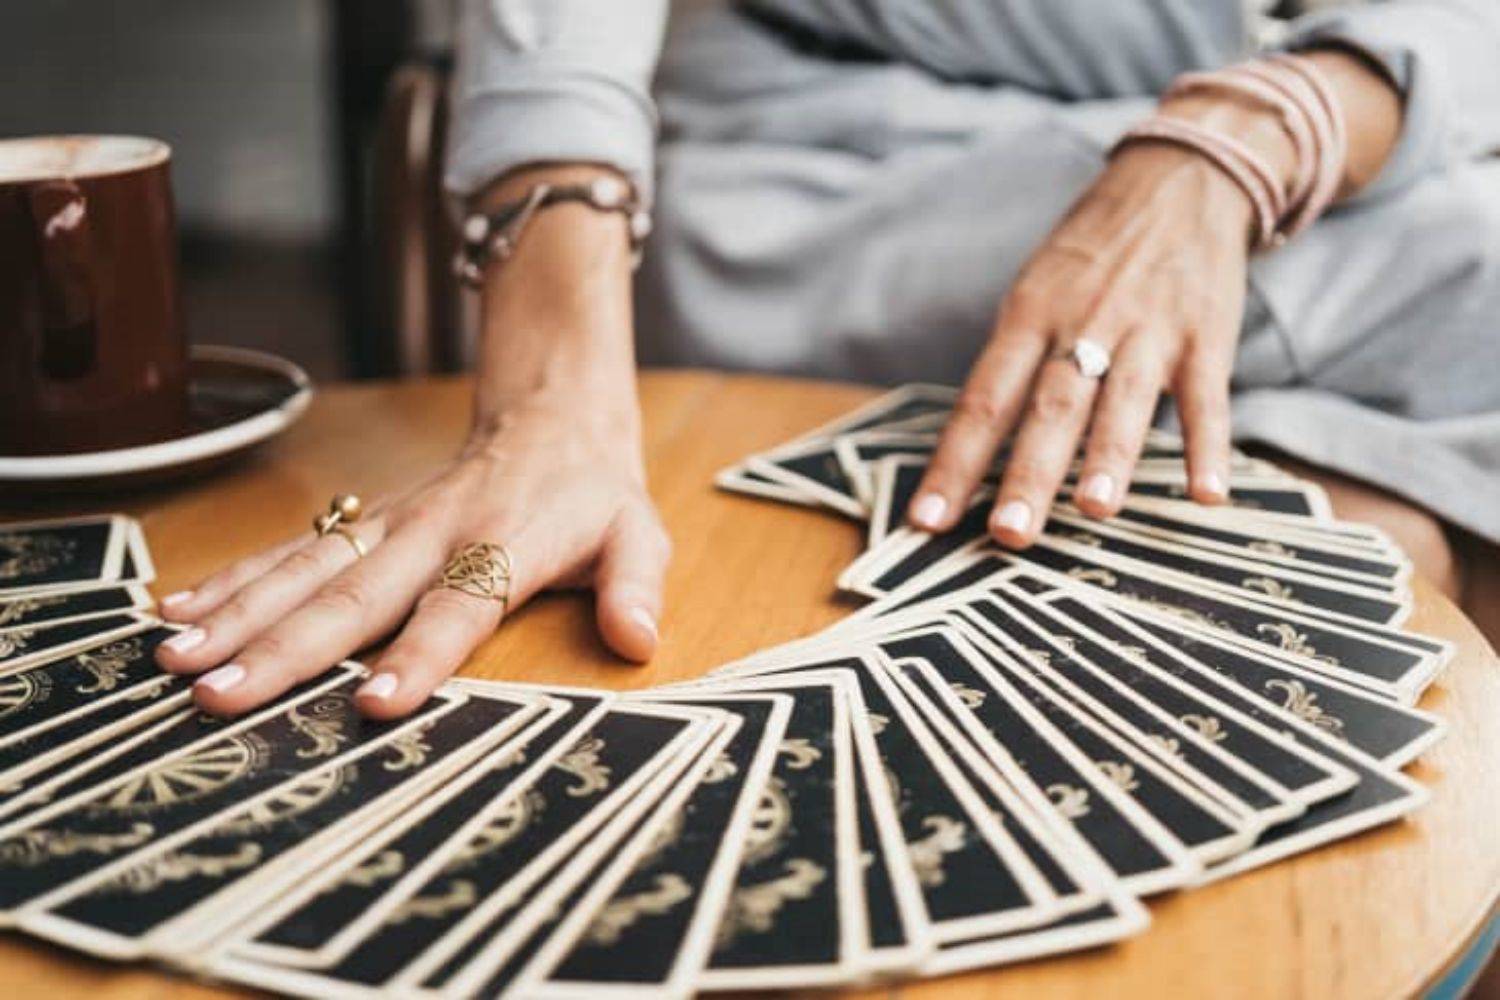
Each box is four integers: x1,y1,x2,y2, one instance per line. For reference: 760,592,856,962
1157,92,1299,200
1108,141,1257,243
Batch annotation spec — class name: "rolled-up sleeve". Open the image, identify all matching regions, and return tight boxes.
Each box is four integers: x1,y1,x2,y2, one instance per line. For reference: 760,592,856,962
444,0,670,202
1279,0,1500,202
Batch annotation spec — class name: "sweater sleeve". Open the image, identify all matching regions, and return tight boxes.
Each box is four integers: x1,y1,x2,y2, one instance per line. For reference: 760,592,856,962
1279,0,1500,202
740,0,1253,97
444,0,670,203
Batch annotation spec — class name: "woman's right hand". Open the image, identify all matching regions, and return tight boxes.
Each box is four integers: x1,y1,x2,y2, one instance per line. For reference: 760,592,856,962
156,164,664,719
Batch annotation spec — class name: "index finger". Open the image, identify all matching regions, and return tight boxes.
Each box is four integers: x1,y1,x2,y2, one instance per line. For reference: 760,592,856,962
907,316,1047,531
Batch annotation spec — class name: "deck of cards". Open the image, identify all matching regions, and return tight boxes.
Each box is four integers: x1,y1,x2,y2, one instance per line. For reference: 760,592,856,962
0,385,1448,998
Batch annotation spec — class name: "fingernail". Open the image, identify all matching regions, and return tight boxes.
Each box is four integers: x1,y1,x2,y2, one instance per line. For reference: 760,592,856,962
1080,473,1115,507
911,494,948,529
196,663,246,694
160,590,194,609
992,500,1032,536
359,672,399,701
163,627,207,654
1198,473,1228,500
629,607,659,642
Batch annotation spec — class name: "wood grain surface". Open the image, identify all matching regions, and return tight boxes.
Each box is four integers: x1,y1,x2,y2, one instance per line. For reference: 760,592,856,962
1,370,1496,999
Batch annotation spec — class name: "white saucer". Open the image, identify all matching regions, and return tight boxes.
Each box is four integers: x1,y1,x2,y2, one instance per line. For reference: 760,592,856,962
0,345,313,490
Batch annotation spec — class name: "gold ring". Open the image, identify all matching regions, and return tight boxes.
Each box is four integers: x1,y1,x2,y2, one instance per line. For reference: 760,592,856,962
440,542,514,614
327,526,367,559
313,493,366,558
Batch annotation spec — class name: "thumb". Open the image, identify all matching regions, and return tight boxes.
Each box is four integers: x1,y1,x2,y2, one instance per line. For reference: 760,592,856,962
594,501,672,662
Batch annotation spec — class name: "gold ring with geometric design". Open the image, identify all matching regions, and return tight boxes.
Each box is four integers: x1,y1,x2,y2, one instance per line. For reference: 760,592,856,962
440,542,514,615
313,493,366,559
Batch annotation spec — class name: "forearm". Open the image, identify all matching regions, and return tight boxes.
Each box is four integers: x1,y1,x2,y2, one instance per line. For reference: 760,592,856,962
467,164,641,442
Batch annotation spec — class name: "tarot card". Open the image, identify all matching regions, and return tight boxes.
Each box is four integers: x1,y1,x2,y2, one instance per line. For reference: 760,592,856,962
832,431,938,508
519,693,791,999
728,386,957,514
221,702,718,995
119,519,156,587
1088,601,1446,767
876,628,1198,893
0,624,184,752
866,457,912,548
746,438,867,518
703,652,1064,946
988,585,1358,801
896,547,1441,703
1006,599,1433,879
686,667,934,974
943,617,1259,864
0,515,130,596
17,690,545,961
387,704,723,997
428,711,742,999
712,466,822,507
0,612,153,676
219,690,607,970
1198,731,1428,884
0,667,404,918
995,581,1361,800
0,672,188,807
877,651,1120,923
921,893,1151,976
679,673,869,989
0,585,154,633
1038,515,1409,626
1101,500,1411,586
1123,474,1333,518
966,590,1310,828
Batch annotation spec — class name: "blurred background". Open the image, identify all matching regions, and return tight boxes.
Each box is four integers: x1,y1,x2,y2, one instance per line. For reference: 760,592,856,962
3,0,459,382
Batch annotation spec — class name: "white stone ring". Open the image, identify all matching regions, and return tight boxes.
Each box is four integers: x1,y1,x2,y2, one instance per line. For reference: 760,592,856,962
1059,337,1112,380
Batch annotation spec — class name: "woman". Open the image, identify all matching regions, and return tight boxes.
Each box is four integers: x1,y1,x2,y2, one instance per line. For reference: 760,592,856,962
155,0,1500,719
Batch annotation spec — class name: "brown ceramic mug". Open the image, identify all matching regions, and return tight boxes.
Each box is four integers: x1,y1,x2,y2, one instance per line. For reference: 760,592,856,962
0,135,189,456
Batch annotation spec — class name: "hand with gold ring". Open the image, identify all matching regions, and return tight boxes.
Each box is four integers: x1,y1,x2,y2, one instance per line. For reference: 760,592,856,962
154,375,669,720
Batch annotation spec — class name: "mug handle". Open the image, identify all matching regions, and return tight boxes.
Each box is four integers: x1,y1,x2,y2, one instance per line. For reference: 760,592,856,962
28,180,98,380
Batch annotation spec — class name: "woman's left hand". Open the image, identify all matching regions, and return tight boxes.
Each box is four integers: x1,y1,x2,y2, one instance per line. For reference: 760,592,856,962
907,98,1293,545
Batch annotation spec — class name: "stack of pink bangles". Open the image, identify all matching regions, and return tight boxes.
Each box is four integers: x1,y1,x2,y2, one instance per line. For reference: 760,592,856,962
1117,52,1349,251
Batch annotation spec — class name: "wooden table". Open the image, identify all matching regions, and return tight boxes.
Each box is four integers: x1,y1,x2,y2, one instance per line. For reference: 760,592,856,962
2,371,1498,999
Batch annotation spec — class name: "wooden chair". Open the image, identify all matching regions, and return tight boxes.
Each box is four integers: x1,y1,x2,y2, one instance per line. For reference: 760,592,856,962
369,57,472,376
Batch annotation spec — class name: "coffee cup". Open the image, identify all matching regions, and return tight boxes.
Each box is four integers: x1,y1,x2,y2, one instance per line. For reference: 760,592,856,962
0,135,189,456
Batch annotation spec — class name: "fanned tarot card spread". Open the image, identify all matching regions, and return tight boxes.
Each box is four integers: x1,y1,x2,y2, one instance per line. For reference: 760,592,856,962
0,389,1450,994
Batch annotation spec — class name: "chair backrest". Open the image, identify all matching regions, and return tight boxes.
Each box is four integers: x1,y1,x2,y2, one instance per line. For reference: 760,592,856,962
370,58,470,375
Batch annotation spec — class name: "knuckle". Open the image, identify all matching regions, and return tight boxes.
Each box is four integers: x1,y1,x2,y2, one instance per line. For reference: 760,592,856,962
244,631,291,666
310,575,372,618
1028,380,1087,422
1003,456,1051,492
953,389,1010,427
1106,363,1157,399
280,545,332,578
1091,435,1138,469
206,591,254,630
1001,282,1046,325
